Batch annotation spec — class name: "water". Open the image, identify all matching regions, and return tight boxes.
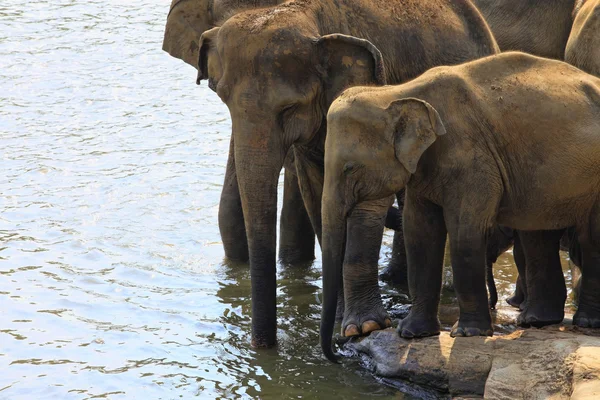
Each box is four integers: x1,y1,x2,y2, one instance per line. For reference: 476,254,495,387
0,1,576,399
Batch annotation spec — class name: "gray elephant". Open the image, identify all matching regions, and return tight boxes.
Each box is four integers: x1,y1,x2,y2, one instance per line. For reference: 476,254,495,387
196,0,499,348
163,0,318,264
321,51,600,360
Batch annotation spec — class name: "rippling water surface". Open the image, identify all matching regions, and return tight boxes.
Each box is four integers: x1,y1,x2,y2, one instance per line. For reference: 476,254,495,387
0,1,577,399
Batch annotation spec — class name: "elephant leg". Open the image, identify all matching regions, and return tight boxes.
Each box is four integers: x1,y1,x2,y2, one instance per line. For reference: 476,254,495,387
506,233,527,309
219,136,249,262
292,146,345,319
380,190,408,285
341,197,392,337
279,168,315,264
485,226,514,310
516,230,566,328
397,192,446,338
441,192,496,338
573,211,600,328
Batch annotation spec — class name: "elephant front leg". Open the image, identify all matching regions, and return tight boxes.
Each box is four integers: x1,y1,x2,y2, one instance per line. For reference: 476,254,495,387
219,136,249,262
279,168,316,264
516,230,566,328
397,192,446,338
341,197,393,338
444,211,493,337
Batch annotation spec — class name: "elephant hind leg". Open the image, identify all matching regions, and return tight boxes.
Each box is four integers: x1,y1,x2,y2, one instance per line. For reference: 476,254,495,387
279,168,315,264
380,190,408,285
506,233,527,309
573,208,600,328
516,230,566,328
219,136,249,262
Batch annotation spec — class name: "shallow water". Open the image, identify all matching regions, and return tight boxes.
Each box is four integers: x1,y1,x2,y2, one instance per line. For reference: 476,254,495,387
0,1,577,399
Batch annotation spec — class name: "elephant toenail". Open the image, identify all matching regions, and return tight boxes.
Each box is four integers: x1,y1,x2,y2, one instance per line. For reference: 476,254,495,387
344,324,360,337
361,320,381,334
385,318,392,327
401,329,414,338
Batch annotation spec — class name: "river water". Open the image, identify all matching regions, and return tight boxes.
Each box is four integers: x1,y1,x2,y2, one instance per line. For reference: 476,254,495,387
0,1,577,399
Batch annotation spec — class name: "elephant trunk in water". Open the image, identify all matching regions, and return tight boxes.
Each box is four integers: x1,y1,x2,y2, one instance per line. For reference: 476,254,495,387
232,117,287,347
320,184,352,362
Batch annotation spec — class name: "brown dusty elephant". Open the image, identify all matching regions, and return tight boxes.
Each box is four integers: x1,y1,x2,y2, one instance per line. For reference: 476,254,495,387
321,52,600,360
163,0,282,68
196,0,499,348
163,0,318,264
565,0,600,76
471,0,600,310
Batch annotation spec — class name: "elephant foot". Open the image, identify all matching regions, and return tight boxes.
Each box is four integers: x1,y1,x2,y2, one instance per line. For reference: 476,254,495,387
517,304,564,328
342,303,391,338
397,312,440,338
574,305,600,328
450,318,493,338
379,262,407,285
506,292,525,309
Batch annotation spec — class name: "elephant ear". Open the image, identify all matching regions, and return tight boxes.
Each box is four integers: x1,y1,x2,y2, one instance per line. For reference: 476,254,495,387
317,34,386,107
388,98,446,174
196,27,222,92
162,0,212,68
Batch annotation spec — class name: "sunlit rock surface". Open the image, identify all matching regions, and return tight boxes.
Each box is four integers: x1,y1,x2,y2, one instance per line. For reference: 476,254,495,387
347,325,600,399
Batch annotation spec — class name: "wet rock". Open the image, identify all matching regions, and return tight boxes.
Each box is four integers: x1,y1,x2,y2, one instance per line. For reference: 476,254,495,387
346,325,600,399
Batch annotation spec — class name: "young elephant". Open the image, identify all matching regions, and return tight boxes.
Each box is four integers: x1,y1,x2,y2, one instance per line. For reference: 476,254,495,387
321,52,600,360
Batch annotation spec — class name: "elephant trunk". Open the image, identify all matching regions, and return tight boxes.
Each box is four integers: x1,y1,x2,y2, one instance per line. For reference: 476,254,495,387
320,188,350,362
233,118,287,348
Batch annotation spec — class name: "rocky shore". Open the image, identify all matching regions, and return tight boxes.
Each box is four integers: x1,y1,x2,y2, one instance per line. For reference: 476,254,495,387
346,322,600,399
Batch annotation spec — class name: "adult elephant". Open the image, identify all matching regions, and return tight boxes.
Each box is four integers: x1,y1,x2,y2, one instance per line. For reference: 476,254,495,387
473,0,600,311
163,0,317,264
196,0,499,348
565,0,600,76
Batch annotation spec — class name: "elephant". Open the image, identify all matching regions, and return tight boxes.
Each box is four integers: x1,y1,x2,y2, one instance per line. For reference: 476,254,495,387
469,0,600,309
471,0,577,59
565,0,600,76
196,0,499,348
163,0,283,68
321,51,600,361
163,0,317,264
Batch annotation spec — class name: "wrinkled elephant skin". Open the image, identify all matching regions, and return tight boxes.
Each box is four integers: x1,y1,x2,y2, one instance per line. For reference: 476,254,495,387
196,0,499,351
322,52,600,360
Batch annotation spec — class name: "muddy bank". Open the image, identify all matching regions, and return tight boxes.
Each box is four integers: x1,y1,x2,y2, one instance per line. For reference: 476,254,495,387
346,323,600,399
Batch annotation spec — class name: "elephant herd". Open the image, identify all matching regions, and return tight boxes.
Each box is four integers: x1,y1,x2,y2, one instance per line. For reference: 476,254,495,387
163,0,600,362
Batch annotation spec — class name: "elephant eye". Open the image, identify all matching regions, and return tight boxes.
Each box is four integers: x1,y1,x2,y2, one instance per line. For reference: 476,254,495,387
277,104,298,129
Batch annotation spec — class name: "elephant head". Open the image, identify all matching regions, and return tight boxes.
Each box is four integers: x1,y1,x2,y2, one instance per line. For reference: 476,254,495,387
320,95,446,360
162,0,284,68
163,0,213,67
196,13,386,347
